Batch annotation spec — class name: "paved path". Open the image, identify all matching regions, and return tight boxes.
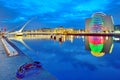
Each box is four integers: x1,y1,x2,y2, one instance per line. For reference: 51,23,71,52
1,38,18,56
0,38,32,80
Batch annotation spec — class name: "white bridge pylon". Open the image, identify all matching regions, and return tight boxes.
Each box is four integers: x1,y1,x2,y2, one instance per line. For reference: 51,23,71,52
17,18,33,32
10,17,36,34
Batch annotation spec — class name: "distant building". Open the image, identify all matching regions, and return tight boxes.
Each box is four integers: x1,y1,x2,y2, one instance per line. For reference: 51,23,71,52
53,27,74,34
114,25,120,31
85,12,114,32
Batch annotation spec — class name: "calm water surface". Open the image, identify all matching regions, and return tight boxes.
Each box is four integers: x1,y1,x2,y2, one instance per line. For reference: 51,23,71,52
10,35,120,80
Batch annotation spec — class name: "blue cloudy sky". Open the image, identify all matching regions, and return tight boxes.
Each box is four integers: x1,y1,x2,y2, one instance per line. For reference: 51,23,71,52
0,0,120,30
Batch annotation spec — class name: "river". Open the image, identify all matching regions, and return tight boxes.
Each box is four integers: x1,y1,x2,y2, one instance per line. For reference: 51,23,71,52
8,35,120,80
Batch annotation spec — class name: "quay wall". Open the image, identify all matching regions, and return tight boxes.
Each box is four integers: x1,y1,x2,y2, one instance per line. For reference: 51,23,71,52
1,38,18,56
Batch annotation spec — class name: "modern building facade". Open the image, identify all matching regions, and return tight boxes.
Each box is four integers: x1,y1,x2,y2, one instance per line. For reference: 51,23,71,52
85,12,114,32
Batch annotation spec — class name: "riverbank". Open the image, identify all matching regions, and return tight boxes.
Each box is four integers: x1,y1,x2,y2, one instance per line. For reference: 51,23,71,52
0,36,56,80
1,38,18,56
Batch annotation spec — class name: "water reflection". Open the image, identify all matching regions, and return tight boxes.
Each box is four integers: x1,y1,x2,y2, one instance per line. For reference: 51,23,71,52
8,35,120,80
8,35,114,57
85,36,113,57
8,35,76,44
50,35,74,44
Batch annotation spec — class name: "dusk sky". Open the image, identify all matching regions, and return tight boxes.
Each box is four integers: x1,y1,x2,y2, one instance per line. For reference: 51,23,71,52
0,0,120,30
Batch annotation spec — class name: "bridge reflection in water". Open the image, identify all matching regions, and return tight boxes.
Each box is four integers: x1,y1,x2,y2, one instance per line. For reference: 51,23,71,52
8,34,114,57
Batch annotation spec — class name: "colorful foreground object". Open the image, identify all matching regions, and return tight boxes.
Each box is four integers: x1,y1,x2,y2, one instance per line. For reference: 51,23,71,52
16,61,42,79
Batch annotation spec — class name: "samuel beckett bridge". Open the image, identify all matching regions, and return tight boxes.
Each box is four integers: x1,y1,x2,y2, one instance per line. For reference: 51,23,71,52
8,18,56,36
7,12,120,37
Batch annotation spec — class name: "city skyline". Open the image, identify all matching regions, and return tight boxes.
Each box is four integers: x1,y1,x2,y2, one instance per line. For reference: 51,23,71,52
0,0,120,30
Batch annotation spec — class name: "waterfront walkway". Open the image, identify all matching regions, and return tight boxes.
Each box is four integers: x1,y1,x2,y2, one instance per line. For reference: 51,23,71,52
0,36,56,80
1,38,18,56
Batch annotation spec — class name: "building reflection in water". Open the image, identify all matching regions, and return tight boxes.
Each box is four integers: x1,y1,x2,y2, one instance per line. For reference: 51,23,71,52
8,34,75,44
50,35,74,44
85,36,114,57
8,34,114,57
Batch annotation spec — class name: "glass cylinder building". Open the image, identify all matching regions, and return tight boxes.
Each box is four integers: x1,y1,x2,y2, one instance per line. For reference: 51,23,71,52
85,12,114,32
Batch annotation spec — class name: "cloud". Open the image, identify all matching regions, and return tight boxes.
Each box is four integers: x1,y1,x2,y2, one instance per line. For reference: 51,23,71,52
0,0,111,18
104,0,120,25
0,0,72,16
0,17,26,23
0,0,120,29
74,0,111,11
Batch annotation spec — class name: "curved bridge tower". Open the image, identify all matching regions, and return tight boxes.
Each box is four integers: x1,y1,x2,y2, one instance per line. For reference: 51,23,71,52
9,17,35,36
15,18,34,36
